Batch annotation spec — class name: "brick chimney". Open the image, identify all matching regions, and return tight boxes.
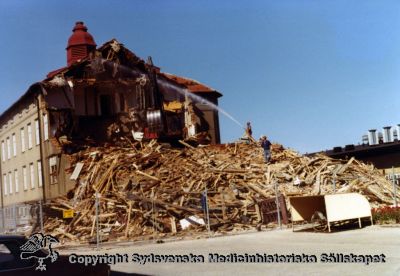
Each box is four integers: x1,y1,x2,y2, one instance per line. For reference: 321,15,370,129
66,21,96,66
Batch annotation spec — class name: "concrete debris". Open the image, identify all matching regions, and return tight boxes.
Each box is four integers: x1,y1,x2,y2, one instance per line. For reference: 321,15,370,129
48,75,67,86
180,216,205,230
110,40,121,53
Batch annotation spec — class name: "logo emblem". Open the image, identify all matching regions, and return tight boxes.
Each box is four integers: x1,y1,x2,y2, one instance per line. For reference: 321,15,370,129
20,233,59,271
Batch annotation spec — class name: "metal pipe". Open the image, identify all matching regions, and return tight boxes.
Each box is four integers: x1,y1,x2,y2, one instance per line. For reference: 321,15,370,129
0,147,4,233
201,188,211,235
39,200,43,233
205,188,210,235
392,167,398,207
274,181,282,230
14,205,17,232
368,129,377,145
1,208,4,233
397,124,400,141
383,126,392,143
333,173,336,193
95,192,100,250
36,92,47,203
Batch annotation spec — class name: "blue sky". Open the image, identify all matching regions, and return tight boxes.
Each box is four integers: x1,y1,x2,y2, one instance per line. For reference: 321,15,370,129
0,0,399,153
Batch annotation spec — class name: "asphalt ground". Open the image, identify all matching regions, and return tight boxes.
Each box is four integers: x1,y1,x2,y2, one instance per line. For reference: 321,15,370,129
59,225,400,276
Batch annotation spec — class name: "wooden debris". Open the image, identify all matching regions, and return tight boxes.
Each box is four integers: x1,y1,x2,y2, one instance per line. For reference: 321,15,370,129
43,142,399,242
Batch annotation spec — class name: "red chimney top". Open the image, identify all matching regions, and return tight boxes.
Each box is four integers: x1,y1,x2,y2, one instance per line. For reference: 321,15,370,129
66,21,96,66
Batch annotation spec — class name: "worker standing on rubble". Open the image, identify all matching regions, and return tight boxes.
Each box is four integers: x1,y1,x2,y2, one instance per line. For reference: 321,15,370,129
245,122,253,137
260,135,272,163
242,121,256,143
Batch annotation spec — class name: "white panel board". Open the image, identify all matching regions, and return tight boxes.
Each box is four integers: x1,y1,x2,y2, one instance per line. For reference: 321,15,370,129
70,162,84,180
324,193,372,223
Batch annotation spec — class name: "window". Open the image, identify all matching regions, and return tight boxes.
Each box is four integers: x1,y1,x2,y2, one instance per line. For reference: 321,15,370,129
3,174,7,195
49,156,58,184
20,128,25,153
14,170,19,193
37,161,43,187
43,114,49,141
6,138,10,159
29,163,35,189
8,172,12,194
12,134,16,157
27,123,32,149
1,141,4,162
35,119,40,145
19,206,28,217
22,166,27,191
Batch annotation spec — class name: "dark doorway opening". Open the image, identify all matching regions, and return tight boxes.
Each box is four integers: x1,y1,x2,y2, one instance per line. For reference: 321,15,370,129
100,95,112,116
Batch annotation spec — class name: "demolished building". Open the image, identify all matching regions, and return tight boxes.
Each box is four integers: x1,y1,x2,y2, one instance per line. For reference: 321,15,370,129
0,22,222,231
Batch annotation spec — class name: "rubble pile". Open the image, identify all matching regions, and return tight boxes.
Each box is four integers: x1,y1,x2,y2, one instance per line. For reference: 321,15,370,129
43,141,398,242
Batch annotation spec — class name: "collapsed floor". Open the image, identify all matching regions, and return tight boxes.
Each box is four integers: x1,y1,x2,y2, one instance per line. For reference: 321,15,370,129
43,141,399,242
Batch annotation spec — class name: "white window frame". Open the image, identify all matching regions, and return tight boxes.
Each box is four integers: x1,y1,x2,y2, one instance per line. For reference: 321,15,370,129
43,113,49,141
20,128,26,153
37,160,43,187
49,156,58,184
23,166,28,191
3,174,7,195
1,141,5,162
27,123,32,149
12,133,16,157
30,163,35,189
14,169,19,193
6,138,10,159
35,119,40,145
8,172,12,194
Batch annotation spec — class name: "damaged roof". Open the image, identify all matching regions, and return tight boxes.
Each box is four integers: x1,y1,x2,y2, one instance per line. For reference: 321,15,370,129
45,39,221,96
46,38,147,80
1,38,221,122
160,73,222,97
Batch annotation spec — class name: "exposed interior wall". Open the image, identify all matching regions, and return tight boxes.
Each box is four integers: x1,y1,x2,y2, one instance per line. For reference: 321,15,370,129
73,84,144,117
87,87,98,116
74,88,86,115
43,86,75,110
194,94,220,144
